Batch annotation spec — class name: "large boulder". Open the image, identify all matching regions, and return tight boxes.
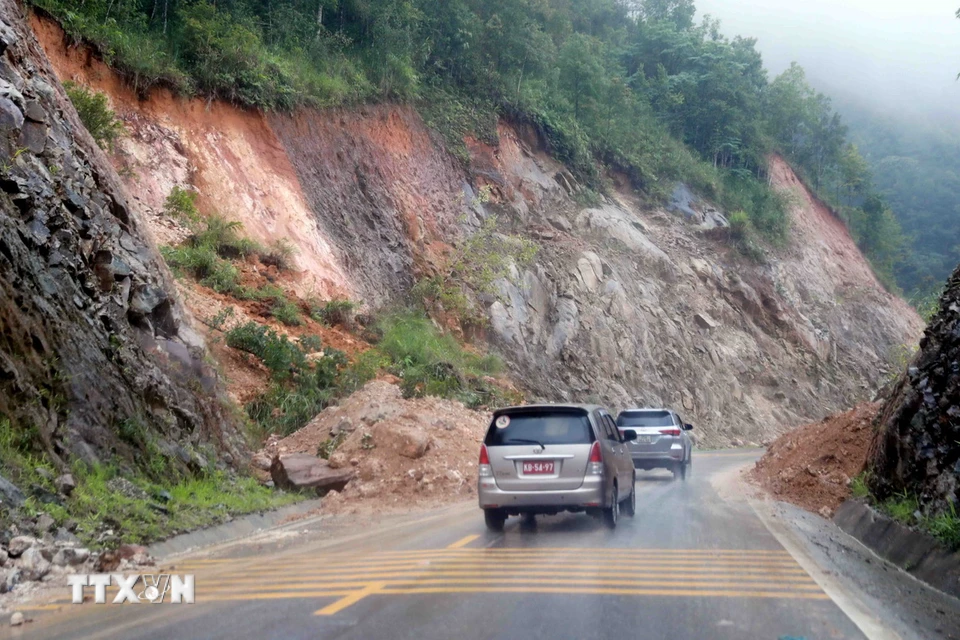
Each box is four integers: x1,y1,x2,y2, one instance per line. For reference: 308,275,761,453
270,454,355,493
18,547,50,581
7,536,35,558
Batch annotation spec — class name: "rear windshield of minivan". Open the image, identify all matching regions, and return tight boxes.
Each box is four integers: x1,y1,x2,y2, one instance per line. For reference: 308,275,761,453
616,411,673,427
484,410,594,446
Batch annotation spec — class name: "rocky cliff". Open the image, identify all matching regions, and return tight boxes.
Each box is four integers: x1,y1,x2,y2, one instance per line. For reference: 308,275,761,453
869,263,960,516
0,0,241,504
30,13,923,448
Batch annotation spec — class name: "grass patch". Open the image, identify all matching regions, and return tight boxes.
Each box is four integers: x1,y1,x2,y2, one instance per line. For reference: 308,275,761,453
376,310,511,407
854,481,960,551
850,473,871,499
0,419,300,547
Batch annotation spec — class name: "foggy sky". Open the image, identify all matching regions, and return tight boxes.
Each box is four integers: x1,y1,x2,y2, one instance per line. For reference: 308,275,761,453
694,0,960,124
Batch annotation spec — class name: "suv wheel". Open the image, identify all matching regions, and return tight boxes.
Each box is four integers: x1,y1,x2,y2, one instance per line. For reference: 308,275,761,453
603,484,619,529
484,509,506,532
622,476,636,517
673,460,687,481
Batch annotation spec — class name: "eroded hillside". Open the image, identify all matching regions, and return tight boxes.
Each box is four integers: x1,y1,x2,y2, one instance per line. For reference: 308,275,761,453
31,13,923,448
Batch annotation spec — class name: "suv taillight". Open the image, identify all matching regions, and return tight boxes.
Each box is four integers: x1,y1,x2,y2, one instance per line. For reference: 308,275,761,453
587,441,603,475
478,444,492,477
659,428,681,436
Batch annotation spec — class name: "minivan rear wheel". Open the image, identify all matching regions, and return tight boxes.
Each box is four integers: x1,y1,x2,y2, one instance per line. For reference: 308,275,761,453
622,475,636,517
603,485,619,529
484,509,506,532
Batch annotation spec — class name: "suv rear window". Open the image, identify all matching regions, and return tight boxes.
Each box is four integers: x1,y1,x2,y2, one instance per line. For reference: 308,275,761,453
484,410,595,446
616,411,674,427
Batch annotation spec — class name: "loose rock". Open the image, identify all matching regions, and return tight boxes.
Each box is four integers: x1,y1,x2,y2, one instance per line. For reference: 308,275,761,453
270,454,355,493
7,536,36,557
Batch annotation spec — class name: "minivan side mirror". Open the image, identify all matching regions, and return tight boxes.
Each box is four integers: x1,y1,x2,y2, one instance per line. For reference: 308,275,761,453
683,423,693,431
622,429,638,441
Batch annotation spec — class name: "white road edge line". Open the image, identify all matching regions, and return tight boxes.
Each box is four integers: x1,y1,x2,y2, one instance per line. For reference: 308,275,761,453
748,496,901,640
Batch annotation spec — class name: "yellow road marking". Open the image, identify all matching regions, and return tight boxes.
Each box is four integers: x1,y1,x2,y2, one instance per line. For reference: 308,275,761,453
380,586,829,600
196,559,804,577
33,546,819,617
446,534,481,549
203,577,821,593
205,572,812,589
127,585,828,604
314,582,385,616
180,547,794,565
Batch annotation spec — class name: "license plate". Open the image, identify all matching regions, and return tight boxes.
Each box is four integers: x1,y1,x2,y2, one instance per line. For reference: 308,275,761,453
522,461,555,474
636,436,655,445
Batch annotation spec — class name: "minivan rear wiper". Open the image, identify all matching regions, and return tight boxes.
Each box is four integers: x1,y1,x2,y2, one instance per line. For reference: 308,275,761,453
501,438,546,450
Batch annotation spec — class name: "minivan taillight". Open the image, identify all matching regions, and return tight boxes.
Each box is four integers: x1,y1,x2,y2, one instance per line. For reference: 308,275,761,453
478,444,492,477
659,429,682,436
587,441,603,475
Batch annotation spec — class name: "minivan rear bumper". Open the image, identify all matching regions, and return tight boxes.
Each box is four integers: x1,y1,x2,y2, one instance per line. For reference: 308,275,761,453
478,476,605,511
631,451,683,469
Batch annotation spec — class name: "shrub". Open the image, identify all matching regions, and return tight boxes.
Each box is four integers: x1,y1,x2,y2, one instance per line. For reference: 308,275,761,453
311,298,357,327
225,322,305,380
260,239,298,271
299,334,323,353
163,186,202,227
63,81,125,150
270,298,302,326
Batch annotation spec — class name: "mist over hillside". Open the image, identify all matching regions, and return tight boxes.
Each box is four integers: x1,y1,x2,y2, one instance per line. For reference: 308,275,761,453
698,0,960,297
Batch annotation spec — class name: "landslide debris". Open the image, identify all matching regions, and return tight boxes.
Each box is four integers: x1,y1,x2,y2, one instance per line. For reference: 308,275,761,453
751,403,878,516
256,381,489,514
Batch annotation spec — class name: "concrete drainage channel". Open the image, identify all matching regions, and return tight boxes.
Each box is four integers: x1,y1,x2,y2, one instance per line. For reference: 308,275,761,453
147,499,323,560
833,500,960,600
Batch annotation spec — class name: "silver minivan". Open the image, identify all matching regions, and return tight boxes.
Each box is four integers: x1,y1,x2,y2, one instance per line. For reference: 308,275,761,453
478,405,638,531
616,408,693,480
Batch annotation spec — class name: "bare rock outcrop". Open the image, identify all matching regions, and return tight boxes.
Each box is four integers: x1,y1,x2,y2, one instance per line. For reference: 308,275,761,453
0,0,242,495
869,263,960,516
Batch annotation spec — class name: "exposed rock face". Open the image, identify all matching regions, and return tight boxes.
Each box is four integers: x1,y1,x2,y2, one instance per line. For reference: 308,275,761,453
869,264,960,516
0,1,241,479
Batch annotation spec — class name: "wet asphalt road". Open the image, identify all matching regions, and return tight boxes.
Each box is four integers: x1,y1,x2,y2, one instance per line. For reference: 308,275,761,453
8,451,870,640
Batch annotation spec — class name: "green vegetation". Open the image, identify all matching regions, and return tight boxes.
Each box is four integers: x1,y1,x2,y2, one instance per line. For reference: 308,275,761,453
850,472,871,500
270,298,302,326
840,99,960,301
163,185,202,226
848,474,960,551
413,215,537,325
224,308,515,437
63,81,126,149
261,239,298,271
0,419,300,546
32,0,896,256
377,310,506,405
311,298,357,327
225,321,345,436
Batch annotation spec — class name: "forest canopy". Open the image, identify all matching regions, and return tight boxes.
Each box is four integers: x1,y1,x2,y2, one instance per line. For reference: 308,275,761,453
33,0,909,293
